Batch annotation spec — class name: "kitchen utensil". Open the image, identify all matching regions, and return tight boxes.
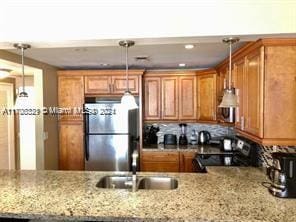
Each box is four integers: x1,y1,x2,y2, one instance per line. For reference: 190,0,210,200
267,152,296,198
164,134,177,145
190,129,198,145
179,123,188,145
198,131,211,145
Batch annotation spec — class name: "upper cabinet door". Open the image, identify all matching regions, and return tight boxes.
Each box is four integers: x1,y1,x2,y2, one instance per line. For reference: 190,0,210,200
144,77,161,120
233,59,245,130
244,49,264,137
179,76,197,120
112,75,139,94
58,76,84,121
197,74,217,121
84,76,111,94
162,77,179,120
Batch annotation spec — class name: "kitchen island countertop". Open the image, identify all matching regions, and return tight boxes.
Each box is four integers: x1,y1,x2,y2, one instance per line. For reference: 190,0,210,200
0,167,295,222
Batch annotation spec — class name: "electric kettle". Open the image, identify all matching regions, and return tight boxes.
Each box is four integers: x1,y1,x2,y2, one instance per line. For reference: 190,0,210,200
198,131,211,145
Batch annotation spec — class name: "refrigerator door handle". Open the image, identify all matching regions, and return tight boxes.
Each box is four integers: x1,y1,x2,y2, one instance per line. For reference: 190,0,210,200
85,135,89,161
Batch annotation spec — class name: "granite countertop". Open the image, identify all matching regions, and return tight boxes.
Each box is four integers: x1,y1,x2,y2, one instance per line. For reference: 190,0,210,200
0,168,295,221
142,144,231,154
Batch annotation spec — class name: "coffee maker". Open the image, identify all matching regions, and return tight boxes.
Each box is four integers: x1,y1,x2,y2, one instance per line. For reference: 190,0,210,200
267,152,296,198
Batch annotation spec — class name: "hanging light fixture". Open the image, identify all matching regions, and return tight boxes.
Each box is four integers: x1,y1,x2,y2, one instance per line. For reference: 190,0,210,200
219,37,240,108
0,69,11,79
119,40,138,110
14,43,31,109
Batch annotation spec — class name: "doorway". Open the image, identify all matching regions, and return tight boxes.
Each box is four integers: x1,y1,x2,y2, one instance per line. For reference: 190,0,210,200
0,82,15,169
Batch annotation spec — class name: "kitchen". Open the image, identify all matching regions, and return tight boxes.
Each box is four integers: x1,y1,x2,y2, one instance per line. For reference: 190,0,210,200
0,1,296,221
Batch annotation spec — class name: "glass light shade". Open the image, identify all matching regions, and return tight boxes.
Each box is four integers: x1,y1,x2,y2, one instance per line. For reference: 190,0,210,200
218,89,238,108
14,92,33,109
0,69,10,79
121,91,138,110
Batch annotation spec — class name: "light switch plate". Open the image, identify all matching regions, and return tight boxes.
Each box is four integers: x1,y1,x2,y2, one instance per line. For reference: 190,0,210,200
43,132,48,140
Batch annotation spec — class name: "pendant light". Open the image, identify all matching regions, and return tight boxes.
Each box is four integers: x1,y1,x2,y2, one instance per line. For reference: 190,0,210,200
119,40,138,110
0,69,11,79
219,37,240,108
14,43,31,109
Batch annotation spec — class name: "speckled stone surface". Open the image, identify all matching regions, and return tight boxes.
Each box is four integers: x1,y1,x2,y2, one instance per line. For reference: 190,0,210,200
142,144,231,154
0,168,295,221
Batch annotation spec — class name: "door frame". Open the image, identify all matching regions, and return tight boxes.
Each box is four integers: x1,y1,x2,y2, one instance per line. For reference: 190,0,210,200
0,82,15,169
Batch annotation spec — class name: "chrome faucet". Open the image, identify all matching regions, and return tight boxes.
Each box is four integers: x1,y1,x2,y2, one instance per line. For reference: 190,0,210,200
125,150,138,192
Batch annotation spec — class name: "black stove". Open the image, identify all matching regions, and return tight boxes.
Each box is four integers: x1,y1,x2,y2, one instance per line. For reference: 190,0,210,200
193,136,260,172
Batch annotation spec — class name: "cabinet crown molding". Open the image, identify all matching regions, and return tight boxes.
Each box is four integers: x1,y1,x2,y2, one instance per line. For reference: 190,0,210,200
58,69,144,76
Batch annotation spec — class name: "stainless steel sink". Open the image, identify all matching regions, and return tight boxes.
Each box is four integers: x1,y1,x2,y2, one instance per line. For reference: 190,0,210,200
96,176,132,189
138,177,178,190
96,175,178,190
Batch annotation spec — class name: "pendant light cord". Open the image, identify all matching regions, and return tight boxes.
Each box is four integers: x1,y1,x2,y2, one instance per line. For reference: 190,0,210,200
125,44,129,92
21,47,25,93
228,42,232,90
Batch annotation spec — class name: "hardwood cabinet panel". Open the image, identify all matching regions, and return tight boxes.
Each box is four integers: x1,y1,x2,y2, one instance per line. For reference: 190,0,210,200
58,76,84,121
141,162,179,172
85,75,139,95
59,122,84,170
179,152,196,172
85,76,111,94
179,76,197,120
141,151,179,172
112,76,139,94
162,77,179,120
233,59,245,130
264,46,296,139
144,77,161,120
197,74,217,121
142,151,179,162
244,49,263,137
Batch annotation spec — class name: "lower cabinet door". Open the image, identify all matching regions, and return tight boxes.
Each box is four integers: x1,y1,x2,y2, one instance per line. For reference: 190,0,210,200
141,151,179,172
179,152,196,172
59,122,84,170
141,162,179,172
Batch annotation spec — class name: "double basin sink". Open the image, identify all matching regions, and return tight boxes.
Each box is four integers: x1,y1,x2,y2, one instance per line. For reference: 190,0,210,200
97,175,178,190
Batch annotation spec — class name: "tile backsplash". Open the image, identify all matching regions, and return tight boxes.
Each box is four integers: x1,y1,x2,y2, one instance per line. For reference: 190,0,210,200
144,123,235,144
144,123,296,167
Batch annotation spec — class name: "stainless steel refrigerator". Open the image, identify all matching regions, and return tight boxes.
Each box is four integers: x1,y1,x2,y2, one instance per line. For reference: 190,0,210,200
84,99,138,171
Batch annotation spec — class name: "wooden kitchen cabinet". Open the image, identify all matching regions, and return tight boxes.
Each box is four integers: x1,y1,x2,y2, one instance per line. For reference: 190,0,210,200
143,72,197,121
141,151,179,172
179,76,197,120
161,77,179,120
144,77,161,120
197,70,217,122
59,121,84,170
233,58,245,130
216,39,296,145
85,75,139,95
85,76,111,94
179,152,196,172
112,75,139,94
243,48,264,138
58,75,84,121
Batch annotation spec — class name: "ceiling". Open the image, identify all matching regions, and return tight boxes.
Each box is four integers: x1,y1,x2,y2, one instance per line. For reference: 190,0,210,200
6,41,246,70
5,32,296,69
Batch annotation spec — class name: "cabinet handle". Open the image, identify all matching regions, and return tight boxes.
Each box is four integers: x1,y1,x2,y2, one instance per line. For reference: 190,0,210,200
113,83,115,92
109,84,112,92
241,116,245,130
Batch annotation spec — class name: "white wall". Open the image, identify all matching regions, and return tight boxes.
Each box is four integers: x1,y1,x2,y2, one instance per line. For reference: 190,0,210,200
0,0,295,43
